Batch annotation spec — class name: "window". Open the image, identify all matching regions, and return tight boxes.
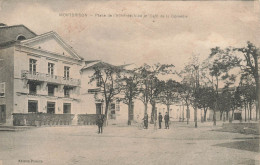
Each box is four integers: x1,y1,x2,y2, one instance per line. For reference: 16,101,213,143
47,102,55,114
0,105,6,123
48,63,54,76
29,59,37,74
116,100,120,111
0,82,5,97
110,103,115,110
63,103,71,114
29,82,37,95
47,84,55,96
17,35,26,41
110,103,116,115
64,86,71,98
64,66,70,80
96,77,102,87
28,100,38,113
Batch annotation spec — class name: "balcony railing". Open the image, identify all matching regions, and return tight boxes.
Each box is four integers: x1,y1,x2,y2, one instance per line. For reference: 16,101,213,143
21,70,81,86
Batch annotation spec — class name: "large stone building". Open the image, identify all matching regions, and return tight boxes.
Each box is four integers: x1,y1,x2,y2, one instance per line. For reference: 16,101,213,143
0,24,83,125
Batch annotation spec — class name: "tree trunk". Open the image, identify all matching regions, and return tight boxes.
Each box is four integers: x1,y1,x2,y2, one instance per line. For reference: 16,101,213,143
201,109,203,123
230,109,234,123
255,77,259,121
128,99,133,125
194,106,197,128
204,109,207,122
104,102,110,125
244,102,247,122
105,103,109,117
150,102,156,124
226,111,229,121
213,109,216,126
144,102,148,115
186,106,190,124
247,103,250,122
167,104,170,116
220,111,223,121
249,103,252,120
182,104,185,122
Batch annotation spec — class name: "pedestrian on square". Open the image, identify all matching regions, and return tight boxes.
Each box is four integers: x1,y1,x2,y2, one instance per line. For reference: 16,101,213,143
164,112,169,129
158,112,163,129
143,113,149,129
96,114,104,134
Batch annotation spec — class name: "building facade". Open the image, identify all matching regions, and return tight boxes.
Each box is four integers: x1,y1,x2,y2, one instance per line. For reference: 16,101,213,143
0,25,83,125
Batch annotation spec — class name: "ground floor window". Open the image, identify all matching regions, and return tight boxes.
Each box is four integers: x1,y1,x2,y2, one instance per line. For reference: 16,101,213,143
47,102,55,114
63,103,71,114
28,100,38,113
0,105,6,123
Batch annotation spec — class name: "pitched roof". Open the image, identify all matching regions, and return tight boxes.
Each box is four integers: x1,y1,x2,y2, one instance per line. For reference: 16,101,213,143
81,61,134,74
0,24,37,44
20,31,84,60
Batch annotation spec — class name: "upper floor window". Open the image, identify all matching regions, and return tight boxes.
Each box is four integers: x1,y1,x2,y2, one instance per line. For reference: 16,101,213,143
29,59,37,74
48,63,54,76
17,35,26,41
0,82,5,97
64,66,70,80
96,77,102,87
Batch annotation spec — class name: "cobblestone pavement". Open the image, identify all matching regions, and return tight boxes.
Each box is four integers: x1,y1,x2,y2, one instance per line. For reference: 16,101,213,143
0,122,259,165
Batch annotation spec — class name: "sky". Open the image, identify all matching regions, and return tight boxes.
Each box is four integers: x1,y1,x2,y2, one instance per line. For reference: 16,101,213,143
0,0,260,71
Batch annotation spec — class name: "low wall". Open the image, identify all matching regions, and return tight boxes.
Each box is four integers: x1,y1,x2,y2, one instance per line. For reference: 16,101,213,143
78,114,105,125
12,113,75,126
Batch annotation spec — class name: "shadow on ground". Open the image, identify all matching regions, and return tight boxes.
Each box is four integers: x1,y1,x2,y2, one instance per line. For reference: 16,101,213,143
214,139,259,153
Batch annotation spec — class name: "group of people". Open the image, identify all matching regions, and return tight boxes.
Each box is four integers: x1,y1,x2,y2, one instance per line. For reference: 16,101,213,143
143,112,170,129
96,112,170,134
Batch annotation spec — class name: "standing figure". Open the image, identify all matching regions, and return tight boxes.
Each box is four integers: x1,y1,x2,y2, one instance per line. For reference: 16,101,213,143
143,113,149,129
158,112,163,129
96,114,104,134
164,112,169,129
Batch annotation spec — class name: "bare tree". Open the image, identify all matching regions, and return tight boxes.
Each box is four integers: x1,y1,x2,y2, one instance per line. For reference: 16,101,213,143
89,64,122,119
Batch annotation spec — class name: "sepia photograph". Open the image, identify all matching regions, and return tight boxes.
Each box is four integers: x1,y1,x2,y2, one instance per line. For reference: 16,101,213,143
0,0,259,164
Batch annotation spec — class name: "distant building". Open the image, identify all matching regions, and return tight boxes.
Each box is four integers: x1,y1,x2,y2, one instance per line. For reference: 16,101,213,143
80,61,145,124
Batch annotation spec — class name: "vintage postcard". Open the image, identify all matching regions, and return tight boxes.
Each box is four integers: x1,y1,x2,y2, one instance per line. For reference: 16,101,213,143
0,0,259,165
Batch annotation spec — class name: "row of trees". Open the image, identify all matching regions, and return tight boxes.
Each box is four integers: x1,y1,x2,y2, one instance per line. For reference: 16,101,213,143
89,41,259,127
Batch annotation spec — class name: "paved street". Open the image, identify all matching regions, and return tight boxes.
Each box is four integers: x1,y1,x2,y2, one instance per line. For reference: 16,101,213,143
0,122,259,165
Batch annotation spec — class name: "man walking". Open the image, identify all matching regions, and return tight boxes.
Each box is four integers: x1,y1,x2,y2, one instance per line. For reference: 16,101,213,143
158,112,163,129
96,114,104,134
164,112,169,129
